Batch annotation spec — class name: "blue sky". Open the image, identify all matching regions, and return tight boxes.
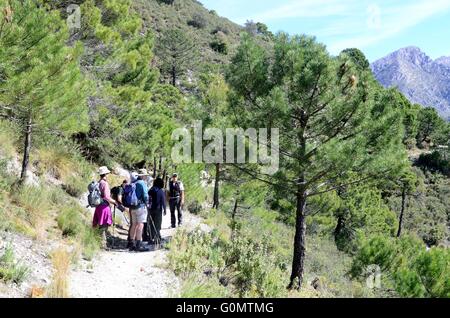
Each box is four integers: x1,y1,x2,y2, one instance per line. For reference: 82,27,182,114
201,0,450,62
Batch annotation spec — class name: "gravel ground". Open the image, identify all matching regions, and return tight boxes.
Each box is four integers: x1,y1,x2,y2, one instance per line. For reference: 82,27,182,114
69,211,208,298
0,232,57,298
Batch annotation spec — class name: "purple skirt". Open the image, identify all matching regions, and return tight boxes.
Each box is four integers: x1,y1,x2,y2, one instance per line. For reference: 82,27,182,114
93,204,112,227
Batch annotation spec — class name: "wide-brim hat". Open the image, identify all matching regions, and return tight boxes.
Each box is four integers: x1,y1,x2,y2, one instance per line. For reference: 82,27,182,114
98,166,111,175
137,168,150,176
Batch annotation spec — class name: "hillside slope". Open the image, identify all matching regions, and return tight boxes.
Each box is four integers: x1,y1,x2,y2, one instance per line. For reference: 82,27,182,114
134,0,243,66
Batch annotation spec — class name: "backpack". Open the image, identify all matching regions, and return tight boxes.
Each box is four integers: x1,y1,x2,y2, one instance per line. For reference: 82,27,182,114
87,181,103,208
123,182,139,208
169,181,181,198
111,186,121,202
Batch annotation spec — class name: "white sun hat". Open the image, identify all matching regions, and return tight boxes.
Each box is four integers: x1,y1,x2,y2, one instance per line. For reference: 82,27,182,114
137,168,150,176
98,166,111,175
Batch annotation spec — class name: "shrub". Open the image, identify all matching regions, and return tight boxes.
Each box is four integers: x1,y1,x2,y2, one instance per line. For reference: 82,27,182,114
181,276,230,298
57,206,85,237
417,151,450,176
56,206,101,261
168,227,287,298
210,39,228,55
187,199,202,215
211,26,229,35
158,0,175,5
81,227,102,261
62,175,86,198
223,235,287,297
351,235,449,297
168,229,214,277
0,245,29,285
187,13,207,29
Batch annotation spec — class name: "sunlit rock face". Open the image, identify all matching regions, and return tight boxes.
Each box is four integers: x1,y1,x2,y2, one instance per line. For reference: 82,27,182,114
372,47,450,121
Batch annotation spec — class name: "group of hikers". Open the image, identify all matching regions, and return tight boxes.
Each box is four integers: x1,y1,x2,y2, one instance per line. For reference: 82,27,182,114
88,166,185,252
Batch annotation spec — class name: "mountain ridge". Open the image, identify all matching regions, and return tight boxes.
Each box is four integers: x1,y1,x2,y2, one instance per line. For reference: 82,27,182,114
371,47,450,120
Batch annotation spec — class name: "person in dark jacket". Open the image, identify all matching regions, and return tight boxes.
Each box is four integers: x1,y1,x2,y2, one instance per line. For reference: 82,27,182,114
148,177,167,244
168,173,185,228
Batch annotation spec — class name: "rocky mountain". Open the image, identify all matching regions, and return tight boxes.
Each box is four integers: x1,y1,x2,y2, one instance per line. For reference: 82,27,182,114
436,56,450,68
371,47,450,120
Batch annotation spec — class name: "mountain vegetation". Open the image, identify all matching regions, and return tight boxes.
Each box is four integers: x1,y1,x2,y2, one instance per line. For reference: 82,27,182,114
0,0,449,298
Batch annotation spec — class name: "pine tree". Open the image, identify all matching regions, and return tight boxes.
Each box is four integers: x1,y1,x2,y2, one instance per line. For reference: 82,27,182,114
64,0,172,166
191,71,230,209
156,29,197,87
0,0,89,183
416,107,445,145
226,33,407,289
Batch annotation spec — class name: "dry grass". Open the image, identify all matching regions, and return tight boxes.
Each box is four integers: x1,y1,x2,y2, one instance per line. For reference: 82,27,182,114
34,148,74,180
46,248,71,298
10,185,54,240
0,120,18,158
33,145,95,197
203,209,232,241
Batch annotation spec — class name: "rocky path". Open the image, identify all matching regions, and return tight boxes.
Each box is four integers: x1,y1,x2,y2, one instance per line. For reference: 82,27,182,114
69,211,208,298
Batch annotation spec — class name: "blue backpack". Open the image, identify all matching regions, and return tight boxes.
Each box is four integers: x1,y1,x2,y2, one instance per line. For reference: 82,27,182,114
123,182,139,208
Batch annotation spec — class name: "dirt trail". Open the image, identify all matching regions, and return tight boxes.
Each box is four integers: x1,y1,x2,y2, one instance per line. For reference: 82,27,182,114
69,211,208,298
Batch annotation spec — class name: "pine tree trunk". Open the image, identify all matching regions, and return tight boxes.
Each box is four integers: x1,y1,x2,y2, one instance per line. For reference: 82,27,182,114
213,163,220,209
171,65,176,87
231,196,238,242
162,169,167,184
20,115,32,183
334,214,344,241
397,188,407,238
288,189,307,290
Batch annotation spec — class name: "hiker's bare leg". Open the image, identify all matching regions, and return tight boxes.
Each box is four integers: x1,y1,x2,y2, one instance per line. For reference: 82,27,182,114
135,223,144,241
130,223,137,241
100,226,108,248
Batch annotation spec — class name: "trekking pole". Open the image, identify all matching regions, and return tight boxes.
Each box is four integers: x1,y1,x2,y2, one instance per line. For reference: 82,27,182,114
112,205,116,249
148,213,161,249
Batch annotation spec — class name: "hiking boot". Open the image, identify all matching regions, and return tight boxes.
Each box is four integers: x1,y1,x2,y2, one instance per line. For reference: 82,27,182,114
135,240,149,252
129,240,136,252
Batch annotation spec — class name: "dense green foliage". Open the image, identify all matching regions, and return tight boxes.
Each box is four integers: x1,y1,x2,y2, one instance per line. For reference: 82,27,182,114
0,0,90,181
351,235,449,297
0,0,448,298
226,32,408,288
